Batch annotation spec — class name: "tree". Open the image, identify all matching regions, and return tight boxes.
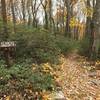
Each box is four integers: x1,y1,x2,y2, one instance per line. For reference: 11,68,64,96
84,0,94,57
1,0,8,40
31,0,40,27
64,0,71,36
21,0,26,24
91,0,100,59
85,0,92,36
10,0,16,33
47,0,53,31
64,0,76,37
40,0,49,29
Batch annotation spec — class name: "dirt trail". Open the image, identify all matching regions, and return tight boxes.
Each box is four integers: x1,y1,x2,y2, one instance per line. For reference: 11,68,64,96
56,53,100,100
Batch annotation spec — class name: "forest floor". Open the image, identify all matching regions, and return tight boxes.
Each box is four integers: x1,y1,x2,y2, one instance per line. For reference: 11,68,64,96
54,52,100,100
0,52,100,100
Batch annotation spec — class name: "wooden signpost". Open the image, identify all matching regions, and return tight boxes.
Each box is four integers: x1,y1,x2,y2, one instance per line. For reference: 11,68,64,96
0,41,16,67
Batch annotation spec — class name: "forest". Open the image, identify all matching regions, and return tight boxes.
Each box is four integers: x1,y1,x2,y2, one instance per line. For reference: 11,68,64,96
0,0,100,99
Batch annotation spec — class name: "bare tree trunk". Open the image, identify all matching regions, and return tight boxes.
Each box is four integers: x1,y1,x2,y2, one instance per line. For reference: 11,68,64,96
65,0,71,37
21,0,26,24
10,0,16,33
48,0,52,31
31,0,40,27
1,0,8,40
85,0,92,36
91,0,100,59
84,0,93,57
40,0,49,29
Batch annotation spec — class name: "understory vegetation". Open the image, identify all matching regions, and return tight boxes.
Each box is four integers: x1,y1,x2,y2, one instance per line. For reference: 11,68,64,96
0,25,80,99
79,37,100,59
0,23,100,99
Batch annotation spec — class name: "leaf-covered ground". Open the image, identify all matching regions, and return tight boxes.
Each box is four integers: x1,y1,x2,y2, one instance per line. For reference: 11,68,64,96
55,53,100,100
0,53,100,100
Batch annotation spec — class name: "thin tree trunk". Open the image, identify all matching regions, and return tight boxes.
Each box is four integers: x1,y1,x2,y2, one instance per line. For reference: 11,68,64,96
65,0,71,37
10,0,16,33
21,0,26,24
91,0,100,59
1,0,8,40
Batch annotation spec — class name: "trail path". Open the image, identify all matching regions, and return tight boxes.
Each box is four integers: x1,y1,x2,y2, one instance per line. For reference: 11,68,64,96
55,53,100,100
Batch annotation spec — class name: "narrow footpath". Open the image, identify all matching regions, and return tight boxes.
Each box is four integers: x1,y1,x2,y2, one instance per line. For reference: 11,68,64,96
55,53,100,100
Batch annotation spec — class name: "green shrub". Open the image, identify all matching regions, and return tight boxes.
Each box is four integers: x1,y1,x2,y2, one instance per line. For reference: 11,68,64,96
78,38,92,57
0,61,56,95
78,37,100,59
9,27,60,64
55,35,78,55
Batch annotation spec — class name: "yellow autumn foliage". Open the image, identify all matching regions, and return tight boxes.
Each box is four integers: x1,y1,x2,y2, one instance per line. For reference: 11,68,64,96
95,60,100,65
41,91,52,100
83,7,93,17
70,17,77,27
41,63,53,73
6,96,10,100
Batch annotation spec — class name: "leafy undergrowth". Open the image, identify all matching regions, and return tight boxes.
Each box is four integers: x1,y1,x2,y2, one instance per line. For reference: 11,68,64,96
0,59,60,100
0,54,100,100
